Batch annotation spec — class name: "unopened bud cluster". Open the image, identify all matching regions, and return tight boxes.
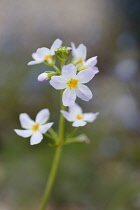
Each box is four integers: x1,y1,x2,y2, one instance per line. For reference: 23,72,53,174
55,46,72,63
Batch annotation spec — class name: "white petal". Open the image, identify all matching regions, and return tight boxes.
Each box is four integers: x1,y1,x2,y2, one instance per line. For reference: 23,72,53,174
71,42,76,57
14,129,33,138
77,69,95,83
50,76,67,90
36,47,50,58
30,131,43,145
19,113,34,129
62,88,76,107
86,56,97,66
69,103,83,116
50,39,62,55
62,64,77,80
77,44,87,60
60,110,74,122
76,84,93,101
84,112,99,122
27,60,43,65
32,52,40,60
35,109,50,124
72,120,87,127
39,122,54,133
92,66,99,74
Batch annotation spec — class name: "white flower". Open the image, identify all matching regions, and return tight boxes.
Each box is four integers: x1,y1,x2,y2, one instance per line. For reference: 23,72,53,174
14,109,54,145
38,73,49,82
28,39,62,65
71,42,87,64
50,64,95,107
61,103,99,127
71,42,99,74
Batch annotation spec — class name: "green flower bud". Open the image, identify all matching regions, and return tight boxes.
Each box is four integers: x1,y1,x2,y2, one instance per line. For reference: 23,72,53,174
55,46,72,63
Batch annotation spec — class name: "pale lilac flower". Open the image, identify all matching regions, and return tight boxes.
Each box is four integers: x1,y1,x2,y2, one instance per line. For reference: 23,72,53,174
50,64,95,107
71,42,87,64
71,42,99,74
61,103,99,127
14,109,54,145
28,39,62,65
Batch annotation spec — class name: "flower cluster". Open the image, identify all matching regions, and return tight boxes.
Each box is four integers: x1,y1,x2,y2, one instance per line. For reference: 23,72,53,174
14,39,99,145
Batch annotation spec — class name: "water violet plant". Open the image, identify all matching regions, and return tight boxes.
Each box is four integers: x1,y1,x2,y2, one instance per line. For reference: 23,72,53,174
14,39,99,210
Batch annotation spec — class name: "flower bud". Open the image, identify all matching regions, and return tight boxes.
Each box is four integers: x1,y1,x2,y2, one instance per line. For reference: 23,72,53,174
38,73,49,82
55,46,72,63
77,134,90,144
66,47,72,53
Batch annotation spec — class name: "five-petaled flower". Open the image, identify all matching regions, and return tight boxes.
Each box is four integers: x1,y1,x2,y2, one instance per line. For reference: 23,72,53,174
61,103,99,127
71,42,99,74
50,64,95,107
14,109,54,145
28,39,62,65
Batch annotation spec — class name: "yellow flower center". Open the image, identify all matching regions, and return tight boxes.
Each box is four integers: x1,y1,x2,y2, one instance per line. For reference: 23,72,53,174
77,58,83,65
31,123,40,132
76,114,84,120
44,55,52,64
66,78,79,89
78,65,86,71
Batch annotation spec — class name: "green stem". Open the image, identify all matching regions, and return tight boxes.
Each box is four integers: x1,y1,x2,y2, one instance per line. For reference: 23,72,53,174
58,92,65,145
61,61,65,69
53,65,61,74
48,128,58,139
39,146,62,210
39,91,65,210
66,127,78,139
44,133,54,141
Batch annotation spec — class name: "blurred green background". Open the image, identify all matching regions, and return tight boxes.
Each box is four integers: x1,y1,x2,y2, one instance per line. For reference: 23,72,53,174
0,0,140,209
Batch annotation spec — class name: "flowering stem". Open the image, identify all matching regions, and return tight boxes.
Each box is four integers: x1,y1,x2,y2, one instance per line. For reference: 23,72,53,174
58,91,65,145
39,91,65,210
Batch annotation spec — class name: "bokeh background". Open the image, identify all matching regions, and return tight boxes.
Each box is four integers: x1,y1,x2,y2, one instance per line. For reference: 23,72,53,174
0,0,140,209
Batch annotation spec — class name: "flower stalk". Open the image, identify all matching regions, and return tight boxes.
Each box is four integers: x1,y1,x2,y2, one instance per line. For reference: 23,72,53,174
39,146,63,210
39,91,66,210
